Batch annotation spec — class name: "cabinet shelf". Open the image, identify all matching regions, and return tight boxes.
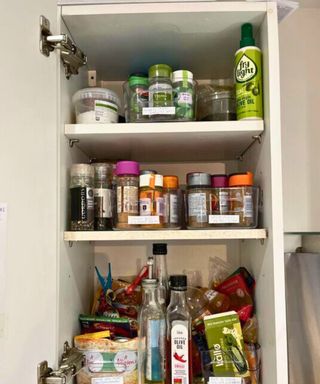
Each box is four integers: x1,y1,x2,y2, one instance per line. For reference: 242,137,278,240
64,228,267,242
65,120,264,161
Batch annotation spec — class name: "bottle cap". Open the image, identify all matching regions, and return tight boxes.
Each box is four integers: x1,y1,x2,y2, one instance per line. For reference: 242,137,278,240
140,174,163,188
169,275,187,291
115,161,140,176
163,175,179,189
211,174,228,188
128,75,149,87
140,170,158,175
240,23,255,48
149,64,173,79
153,243,167,255
229,172,254,187
187,172,211,187
172,70,193,83
93,163,113,181
71,163,94,178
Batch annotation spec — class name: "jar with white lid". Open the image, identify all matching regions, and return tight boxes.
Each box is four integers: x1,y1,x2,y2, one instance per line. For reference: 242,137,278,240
70,164,94,231
172,70,196,121
72,87,120,124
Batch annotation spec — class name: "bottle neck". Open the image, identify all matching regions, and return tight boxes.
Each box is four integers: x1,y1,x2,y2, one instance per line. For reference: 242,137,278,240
142,286,158,305
169,289,187,307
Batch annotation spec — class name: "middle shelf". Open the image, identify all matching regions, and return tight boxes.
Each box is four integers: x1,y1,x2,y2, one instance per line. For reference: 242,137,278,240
65,120,264,162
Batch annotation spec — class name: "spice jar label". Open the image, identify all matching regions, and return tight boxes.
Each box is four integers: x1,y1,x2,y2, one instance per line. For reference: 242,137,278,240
71,187,94,222
123,186,139,214
142,107,176,116
169,195,178,223
94,188,112,218
188,193,208,221
209,215,240,224
94,100,118,123
156,197,165,216
243,195,253,218
128,216,160,225
177,92,193,105
140,198,152,216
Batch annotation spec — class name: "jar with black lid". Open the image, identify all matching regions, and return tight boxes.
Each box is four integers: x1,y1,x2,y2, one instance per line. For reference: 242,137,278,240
186,172,211,229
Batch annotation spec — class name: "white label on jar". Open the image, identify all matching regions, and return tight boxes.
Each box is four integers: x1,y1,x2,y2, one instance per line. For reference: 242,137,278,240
94,99,118,123
142,107,176,116
209,215,240,224
140,197,152,216
123,186,138,214
208,378,241,384
219,191,229,214
171,321,190,384
170,194,179,223
156,197,165,216
128,216,160,225
177,92,193,105
204,289,219,302
188,192,207,223
117,186,122,213
94,188,112,218
92,378,124,384
244,194,253,218
164,193,170,223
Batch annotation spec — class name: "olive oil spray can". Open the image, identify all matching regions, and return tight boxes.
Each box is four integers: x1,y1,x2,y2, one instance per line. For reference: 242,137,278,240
235,23,263,120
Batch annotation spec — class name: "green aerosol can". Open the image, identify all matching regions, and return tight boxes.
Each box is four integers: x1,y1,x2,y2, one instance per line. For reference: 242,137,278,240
235,23,263,120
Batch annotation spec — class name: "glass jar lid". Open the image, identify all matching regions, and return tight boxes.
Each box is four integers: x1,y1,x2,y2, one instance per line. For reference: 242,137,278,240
70,163,94,178
187,172,211,187
148,64,172,79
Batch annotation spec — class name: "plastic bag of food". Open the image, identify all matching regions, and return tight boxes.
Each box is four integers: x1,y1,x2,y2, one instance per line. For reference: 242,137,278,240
242,316,259,344
208,256,233,289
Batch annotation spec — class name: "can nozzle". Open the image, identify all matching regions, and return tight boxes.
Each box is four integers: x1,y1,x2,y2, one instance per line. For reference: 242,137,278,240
240,23,255,48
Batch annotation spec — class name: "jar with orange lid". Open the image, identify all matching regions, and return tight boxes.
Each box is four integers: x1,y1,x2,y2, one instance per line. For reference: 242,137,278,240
228,171,259,228
163,175,181,229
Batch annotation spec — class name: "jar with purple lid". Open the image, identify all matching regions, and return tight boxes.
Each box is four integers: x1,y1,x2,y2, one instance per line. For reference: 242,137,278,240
115,160,140,229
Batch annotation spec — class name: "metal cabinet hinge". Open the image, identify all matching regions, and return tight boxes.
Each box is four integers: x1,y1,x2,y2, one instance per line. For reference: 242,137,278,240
40,15,87,79
37,341,84,384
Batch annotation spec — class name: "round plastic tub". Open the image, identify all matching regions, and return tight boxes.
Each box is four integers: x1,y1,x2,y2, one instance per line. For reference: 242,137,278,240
72,87,120,124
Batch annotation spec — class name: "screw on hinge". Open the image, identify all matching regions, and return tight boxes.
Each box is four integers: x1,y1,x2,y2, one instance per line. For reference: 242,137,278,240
69,241,73,248
69,139,79,148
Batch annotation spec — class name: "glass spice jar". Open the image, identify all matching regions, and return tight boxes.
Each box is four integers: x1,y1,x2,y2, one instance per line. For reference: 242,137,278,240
163,175,180,229
186,173,212,229
70,163,94,231
93,163,113,231
123,74,149,122
115,161,140,229
172,70,196,121
209,174,229,226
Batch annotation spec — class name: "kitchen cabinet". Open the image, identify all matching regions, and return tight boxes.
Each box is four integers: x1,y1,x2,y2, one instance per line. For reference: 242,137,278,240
0,1,287,383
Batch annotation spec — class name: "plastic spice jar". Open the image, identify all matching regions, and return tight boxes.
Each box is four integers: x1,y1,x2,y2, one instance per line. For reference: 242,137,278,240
172,70,195,121
93,163,113,231
228,172,258,228
115,161,140,229
210,175,229,225
163,175,180,229
72,87,120,124
139,173,165,229
186,172,212,228
70,164,94,231
123,74,149,122
148,64,174,120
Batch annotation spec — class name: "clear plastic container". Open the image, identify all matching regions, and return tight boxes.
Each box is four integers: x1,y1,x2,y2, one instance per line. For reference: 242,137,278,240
123,75,149,123
197,79,236,121
72,87,120,124
172,70,196,121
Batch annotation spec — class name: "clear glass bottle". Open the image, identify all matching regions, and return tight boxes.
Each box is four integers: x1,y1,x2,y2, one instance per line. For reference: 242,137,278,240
138,278,166,384
70,163,94,231
163,176,181,229
172,70,196,121
153,243,168,308
124,74,149,122
167,275,192,384
93,163,113,230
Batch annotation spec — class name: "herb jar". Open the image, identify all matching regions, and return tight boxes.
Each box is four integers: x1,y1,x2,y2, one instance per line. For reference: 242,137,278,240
228,172,258,228
172,70,196,121
93,163,113,231
139,173,165,229
163,175,181,229
70,164,94,231
115,161,140,229
209,174,229,226
186,173,211,229
123,74,149,122
148,64,174,121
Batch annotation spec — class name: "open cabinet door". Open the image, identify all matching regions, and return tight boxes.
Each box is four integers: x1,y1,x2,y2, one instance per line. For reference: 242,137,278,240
0,1,59,382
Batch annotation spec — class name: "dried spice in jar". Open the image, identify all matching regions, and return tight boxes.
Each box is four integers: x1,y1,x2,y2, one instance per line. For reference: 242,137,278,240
139,173,165,229
70,163,94,231
93,163,113,231
228,172,258,228
172,70,195,121
115,161,140,229
186,173,211,228
163,175,180,229
209,174,230,226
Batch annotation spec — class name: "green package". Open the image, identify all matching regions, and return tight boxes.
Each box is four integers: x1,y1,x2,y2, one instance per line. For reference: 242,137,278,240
204,311,250,378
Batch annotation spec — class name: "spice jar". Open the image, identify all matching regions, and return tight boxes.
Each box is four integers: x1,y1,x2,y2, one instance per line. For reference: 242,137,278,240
70,163,94,231
209,174,229,226
172,70,195,121
148,64,174,121
93,163,113,231
123,74,149,122
186,173,211,228
229,172,258,228
115,161,140,229
139,173,165,229
163,175,180,229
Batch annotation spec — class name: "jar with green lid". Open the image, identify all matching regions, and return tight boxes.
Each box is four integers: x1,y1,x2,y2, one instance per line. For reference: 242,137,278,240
172,70,196,121
148,64,174,121
123,74,149,122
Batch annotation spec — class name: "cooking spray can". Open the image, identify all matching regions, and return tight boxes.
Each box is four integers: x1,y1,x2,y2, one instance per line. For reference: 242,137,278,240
235,23,263,120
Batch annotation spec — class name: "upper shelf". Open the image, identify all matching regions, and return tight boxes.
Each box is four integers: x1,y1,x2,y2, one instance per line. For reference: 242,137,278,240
61,2,268,80
65,120,264,162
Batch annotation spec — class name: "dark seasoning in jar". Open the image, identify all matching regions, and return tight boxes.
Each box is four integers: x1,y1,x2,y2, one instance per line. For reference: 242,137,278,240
70,164,94,231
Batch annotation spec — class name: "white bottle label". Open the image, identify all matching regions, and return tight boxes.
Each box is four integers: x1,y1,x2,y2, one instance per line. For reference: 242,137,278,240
219,191,229,214
94,99,118,123
94,188,112,218
140,197,152,216
170,194,179,223
243,194,253,218
171,321,189,384
188,192,207,222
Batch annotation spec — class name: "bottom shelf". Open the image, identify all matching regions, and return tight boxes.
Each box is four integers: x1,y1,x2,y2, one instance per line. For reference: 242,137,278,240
64,229,267,242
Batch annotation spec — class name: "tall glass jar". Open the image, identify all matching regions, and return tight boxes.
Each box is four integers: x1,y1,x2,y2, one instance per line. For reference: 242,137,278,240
163,175,180,229
70,163,94,231
172,70,196,121
148,64,174,121
138,278,166,384
186,173,211,229
93,163,113,230
123,74,149,122
115,161,140,229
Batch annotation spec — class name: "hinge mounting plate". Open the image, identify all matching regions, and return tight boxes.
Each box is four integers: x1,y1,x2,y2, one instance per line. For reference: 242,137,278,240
39,15,87,79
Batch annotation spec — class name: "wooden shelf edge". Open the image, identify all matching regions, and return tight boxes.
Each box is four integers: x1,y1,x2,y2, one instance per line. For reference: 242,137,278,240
63,229,268,242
